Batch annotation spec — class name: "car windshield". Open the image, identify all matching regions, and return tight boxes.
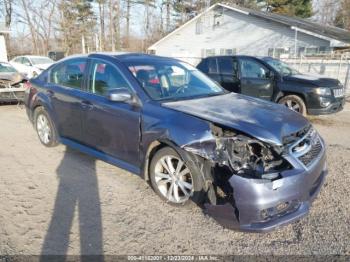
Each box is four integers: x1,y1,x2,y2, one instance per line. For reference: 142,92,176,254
0,62,17,73
265,59,299,76
126,60,224,101
30,57,53,65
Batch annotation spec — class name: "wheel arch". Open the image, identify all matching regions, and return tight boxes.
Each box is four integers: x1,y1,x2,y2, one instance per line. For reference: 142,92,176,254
141,139,212,194
277,91,307,105
32,101,59,139
141,139,180,181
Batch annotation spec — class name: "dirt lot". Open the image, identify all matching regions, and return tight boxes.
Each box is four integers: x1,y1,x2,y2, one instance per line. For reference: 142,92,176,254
0,103,349,256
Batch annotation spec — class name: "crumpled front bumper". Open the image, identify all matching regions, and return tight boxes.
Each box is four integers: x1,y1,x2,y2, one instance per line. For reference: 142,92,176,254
205,146,327,232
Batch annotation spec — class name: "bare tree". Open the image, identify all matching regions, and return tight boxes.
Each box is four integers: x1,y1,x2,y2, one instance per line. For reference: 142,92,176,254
2,0,12,56
19,0,40,54
97,0,106,50
108,0,121,51
335,0,350,30
30,0,58,54
313,0,339,26
125,0,132,47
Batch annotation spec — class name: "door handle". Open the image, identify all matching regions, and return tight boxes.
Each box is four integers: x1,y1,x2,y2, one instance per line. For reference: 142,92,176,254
81,100,94,110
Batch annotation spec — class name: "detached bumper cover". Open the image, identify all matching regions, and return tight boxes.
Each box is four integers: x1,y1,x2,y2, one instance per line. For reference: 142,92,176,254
205,148,327,232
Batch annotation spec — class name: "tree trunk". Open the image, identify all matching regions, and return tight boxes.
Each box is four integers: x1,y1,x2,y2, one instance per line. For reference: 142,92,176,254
20,0,39,54
125,0,131,47
3,0,12,58
98,0,105,51
166,0,170,32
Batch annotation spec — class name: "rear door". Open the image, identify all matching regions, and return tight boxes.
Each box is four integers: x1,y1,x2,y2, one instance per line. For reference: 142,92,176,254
81,58,141,166
47,58,87,142
238,58,274,100
197,58,221,84
218,57,240,93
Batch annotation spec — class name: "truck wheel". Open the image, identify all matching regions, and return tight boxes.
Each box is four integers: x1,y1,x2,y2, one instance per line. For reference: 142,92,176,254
34,107,59,147
149,147,205,206
279,95,306,115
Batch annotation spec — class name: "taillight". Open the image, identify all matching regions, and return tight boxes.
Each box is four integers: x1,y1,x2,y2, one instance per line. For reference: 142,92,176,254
24,81,32,89
149,78,160,84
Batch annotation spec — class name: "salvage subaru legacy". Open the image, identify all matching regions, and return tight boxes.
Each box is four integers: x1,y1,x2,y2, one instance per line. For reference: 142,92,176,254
25,53,327,232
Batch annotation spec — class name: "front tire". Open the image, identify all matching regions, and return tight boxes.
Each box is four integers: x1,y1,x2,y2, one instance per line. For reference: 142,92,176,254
34,107,58,147
278,95,307,115
149,147,205,206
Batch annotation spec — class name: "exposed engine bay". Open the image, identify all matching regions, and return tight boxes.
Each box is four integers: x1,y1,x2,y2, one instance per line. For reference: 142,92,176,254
183,124,291,181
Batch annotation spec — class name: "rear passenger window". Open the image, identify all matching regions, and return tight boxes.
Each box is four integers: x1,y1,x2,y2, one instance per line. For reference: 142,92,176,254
218,57,233,75
50,59,87,89
208,58,218,74
88,60,131,96
14,57,22,63
197,60,208,73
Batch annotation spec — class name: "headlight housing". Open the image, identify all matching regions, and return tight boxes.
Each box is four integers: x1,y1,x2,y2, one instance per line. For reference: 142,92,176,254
315,87,332,96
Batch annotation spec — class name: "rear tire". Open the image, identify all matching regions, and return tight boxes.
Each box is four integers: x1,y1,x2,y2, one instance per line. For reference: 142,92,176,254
34,107,59,147
149,147,205,206
278,95,307,115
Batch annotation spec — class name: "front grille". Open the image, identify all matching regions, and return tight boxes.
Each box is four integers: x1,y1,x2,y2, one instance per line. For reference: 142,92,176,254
333,88,345,98
289,127,323,168
298,139,322,166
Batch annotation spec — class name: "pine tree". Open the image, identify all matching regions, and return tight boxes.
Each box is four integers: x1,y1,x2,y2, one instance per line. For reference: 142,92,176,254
266,0,312,18
59,0,96,54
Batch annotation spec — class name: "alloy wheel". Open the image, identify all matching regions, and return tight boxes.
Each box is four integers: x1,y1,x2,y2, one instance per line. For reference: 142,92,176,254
36,114,52,145
154,155,193,204
283,99,301,113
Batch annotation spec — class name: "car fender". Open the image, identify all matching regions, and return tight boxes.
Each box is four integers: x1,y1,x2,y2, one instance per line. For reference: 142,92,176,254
32,92,58,131
140,108,215,185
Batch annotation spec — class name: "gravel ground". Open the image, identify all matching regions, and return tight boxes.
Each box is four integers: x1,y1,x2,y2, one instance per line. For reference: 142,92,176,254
0,103,349,256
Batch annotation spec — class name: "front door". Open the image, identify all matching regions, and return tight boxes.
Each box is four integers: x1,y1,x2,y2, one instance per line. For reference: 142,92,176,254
81,58,141,166
48,58,87,143
238,58,274,100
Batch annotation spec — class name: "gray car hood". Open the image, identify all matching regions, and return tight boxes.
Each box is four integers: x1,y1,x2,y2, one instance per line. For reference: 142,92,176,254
163,93,309,145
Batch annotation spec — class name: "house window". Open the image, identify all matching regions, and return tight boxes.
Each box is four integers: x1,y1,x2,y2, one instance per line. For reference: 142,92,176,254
268,48,290,58
268,48,274,57
220,49,236,55
305,47,318,56
205,49,216,57
225,49,236,55
196,19,203,35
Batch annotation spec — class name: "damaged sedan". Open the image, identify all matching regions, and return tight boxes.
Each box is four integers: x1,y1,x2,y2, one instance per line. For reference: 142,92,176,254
0,61,28,102
24,53,327,232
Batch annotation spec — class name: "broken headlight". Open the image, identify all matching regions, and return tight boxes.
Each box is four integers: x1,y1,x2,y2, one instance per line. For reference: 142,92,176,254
183,124,291,180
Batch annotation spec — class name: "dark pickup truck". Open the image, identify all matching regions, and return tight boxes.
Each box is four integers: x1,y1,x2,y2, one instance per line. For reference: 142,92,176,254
197,56,346,115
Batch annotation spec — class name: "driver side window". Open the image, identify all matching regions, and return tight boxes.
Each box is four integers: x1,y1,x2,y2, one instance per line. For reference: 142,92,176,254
88,60,131,96
240,59,268,79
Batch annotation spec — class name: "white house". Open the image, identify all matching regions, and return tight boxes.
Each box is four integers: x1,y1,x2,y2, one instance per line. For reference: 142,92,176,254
148,3,350,65
0,22,9,61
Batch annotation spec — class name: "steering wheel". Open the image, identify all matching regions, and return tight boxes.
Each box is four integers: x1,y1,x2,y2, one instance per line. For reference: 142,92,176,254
175,84,188,94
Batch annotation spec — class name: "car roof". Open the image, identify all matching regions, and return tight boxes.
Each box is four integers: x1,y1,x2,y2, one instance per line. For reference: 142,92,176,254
53,52,183,64
16,55,51,59
89,52,178,63
202,55,263,60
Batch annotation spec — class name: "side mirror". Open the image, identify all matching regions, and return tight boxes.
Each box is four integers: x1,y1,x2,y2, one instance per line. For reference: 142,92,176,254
265,71,274,79
108,88,133,103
